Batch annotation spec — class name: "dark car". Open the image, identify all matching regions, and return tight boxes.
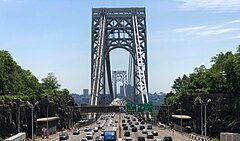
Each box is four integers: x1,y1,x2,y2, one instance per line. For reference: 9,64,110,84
147,125,152,129
95,136,103,141
152,130,158,136
137,136,145,141
122,123,126,127
122,119,126,123
135,122,139,125
139,126,145,130
130,124,135,128
141,121,145,124
123,126,128,130
124,131,131,137
163,136,172,141
132,127,138,132
59,132,69,140
73,129,80,135
147,132,154,139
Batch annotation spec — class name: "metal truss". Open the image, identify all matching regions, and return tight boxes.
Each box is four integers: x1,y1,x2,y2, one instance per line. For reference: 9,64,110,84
91,8,149,106
112,71,127,98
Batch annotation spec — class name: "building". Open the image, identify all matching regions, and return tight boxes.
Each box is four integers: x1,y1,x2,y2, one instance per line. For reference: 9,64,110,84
83,89,89,96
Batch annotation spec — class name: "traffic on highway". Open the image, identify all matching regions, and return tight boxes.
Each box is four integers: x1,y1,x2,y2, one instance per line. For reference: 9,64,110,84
43,112,195,141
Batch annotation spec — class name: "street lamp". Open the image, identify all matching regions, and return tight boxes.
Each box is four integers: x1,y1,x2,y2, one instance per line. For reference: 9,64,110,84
199,99,203,137
26,101,39,141
204,98,211,140
179,102,182,133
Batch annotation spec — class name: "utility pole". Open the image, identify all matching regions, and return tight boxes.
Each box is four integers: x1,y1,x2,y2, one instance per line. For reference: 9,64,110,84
200,99,203,137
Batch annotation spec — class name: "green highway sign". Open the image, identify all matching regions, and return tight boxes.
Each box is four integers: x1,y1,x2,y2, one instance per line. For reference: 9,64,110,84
126,103,136,112
126,103,153,112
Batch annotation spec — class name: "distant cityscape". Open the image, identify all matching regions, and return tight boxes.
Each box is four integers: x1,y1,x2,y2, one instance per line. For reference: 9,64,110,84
71,88,166,106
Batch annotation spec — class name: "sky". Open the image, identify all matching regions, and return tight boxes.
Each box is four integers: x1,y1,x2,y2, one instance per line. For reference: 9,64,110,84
0,0,240,94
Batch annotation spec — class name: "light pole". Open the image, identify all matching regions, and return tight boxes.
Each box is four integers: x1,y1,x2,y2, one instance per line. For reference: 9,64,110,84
179,102,182,133
199,99,203,137
26,101,39,141
204,98,211,140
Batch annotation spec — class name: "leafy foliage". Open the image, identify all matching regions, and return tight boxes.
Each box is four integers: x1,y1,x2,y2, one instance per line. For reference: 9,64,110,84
167,45,240,102
0,50,69,100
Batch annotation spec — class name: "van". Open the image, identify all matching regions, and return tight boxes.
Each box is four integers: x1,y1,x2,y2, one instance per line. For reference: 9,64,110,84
147,132,154,139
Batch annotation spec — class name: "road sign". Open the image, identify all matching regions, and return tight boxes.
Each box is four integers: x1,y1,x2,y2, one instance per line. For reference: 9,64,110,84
136,103,153,112
126,103,136,112
126,103,153,112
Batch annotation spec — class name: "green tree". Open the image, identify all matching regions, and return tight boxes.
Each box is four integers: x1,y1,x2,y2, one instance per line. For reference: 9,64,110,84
41,73,61,94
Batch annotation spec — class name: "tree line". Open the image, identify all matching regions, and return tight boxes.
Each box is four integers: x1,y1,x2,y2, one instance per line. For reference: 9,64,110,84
0,50,69,101
166,45,240,105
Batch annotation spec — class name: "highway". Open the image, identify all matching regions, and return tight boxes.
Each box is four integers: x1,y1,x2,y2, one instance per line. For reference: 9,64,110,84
36,113,193,141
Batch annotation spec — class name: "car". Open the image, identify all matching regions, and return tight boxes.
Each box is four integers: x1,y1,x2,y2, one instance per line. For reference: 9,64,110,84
129,122,132,125
147,132,154,139
147,125,152,129
139,126,145,130
142,129,147,134
115,120,118,123
141,121,145,124
163,136,172,141
152,130,158,136
132,127,138,132
96,121,101,124
133,118,136,121
89,129,95,135
100,132,104,136
86,132,93,139
81,138,88,141
130,124,134,128
84,126,90,132
122,123,126,127
94,127,98,132
123,126,128,130
137,136,145,141
122,119,126,123
124,137,132,141
124,131,130,137
154,139,163,141
135,122,139,125
59,132,69,140
73,129,80,135
95,136,103,141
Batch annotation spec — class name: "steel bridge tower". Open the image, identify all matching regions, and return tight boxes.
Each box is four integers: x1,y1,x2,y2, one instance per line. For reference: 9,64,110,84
112,71,127,98
90,8,149,106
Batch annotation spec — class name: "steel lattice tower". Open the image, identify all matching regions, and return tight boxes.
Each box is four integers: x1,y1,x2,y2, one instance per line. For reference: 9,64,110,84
90,8,149,106
112,71,127,98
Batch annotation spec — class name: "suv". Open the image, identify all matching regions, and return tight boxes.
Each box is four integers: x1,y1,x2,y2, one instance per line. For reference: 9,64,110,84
139,126,145,130
124,131,130,137
132,127,138,132
137,136,145,141
163,136,172,141
147,125,152,129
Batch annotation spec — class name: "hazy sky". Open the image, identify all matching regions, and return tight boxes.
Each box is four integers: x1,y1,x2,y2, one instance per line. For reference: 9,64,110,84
1,0,240,94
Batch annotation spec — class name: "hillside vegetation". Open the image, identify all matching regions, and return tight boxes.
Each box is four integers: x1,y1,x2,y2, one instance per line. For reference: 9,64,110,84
0,50,69,101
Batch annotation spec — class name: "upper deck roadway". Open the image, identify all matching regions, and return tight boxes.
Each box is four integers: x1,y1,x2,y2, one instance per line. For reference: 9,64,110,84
36,112,194,141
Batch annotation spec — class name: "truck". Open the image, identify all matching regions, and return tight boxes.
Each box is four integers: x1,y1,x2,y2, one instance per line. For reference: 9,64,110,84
104,127,117,141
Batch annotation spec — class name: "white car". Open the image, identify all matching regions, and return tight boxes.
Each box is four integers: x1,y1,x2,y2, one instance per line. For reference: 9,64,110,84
154,139,163,141
80,138,88,141
84,126,90,132
86,132,93,139
142,129,147,134
94,127,98,132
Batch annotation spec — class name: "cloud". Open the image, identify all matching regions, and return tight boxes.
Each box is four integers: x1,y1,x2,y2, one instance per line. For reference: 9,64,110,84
173,26,206,32
177,0,240,12
227,19,240,24
198,28,239,36
172,19,240,38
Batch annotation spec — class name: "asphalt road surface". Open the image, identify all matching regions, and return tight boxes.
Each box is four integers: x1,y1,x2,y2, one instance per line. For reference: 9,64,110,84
36,113,194,141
